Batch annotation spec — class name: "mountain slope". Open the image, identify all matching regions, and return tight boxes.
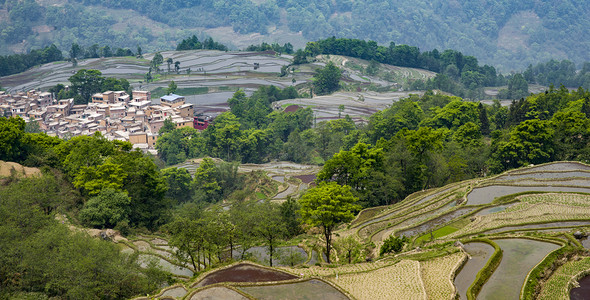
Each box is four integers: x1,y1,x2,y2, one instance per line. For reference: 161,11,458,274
1,0,589,71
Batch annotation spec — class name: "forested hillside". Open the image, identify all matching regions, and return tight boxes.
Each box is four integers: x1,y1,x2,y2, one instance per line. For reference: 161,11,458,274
1,0,589,71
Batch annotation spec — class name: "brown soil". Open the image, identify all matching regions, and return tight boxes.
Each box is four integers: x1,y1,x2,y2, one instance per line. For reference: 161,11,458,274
0,161,41,178
194,263,298,287
293,174,316,184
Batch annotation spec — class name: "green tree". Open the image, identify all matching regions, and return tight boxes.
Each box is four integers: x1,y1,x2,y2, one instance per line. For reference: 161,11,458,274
166,57,173,73
161,167,193,204
151,52,163,73
159,117,176,135
313,61,341,95
254,202,286,266
208,112,242,161
0,116,26,162
280,196,303,238
164,216,205,271
69,43,82,60
335,235,363,264
111,150,169,229
136,45,143,58
174,61,180,74
380,235,408,256
72,160,127,196
478,102,490,135
68,69,105,104
193,157,221,202
79,188,131,228
166,81,178,95
298,182,360,263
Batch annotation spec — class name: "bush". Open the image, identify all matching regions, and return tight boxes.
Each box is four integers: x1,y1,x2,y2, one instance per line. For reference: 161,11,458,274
380,235,409,256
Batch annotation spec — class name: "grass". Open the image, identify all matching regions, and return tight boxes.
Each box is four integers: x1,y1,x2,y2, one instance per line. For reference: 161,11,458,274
415,224,461,244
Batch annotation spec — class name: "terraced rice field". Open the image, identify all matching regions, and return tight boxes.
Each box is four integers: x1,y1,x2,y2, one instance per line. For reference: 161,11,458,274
137,254,194,277
539,257,590,300
188,286,248,300
465,184,590,205
449,193,590,238
139,161,590,300
238,279,349,300
477,239,560,299
193,263,297,288
420,252,466,299
454,242,495,300
331,260,426,300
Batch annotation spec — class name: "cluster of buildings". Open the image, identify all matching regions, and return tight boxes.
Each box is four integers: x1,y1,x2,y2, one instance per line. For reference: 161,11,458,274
0,89,212,154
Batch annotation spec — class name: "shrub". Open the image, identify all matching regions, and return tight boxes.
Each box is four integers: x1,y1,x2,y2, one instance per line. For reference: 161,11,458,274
380,235,409,256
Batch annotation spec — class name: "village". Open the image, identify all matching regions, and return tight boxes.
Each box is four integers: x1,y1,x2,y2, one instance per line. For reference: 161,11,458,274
0,89,212,155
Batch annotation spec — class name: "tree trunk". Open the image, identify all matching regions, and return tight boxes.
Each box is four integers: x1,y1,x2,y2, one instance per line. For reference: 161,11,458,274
324,226,332,263
190,252,197,271
229,239,234,261
196,246,201,271
269,238,274,267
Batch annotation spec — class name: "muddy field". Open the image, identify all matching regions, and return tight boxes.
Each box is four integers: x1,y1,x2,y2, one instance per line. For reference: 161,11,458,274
194,263,297,287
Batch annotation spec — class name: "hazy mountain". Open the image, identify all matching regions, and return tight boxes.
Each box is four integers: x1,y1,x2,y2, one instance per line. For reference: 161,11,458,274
1,0,589,71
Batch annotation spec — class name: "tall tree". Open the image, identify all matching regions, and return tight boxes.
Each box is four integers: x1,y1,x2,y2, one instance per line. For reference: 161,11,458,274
166,57,173,73
254,202,286,266
299,182,360,263
192,157,221,203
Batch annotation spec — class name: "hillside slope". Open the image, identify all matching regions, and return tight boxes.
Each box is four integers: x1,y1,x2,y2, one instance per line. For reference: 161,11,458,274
1,1,589,71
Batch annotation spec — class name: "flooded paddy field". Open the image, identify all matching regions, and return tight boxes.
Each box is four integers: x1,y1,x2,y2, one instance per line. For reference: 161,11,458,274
466,185,590,205
395,207,477,238
495,170,590,181
238,279,349,300
454,242,495,300
478,239,560,300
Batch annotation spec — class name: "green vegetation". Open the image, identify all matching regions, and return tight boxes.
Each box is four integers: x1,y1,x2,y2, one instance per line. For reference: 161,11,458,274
49,69,131,104
521,244,573,300
156,86,310,165
380,235,409,256
299,182,361,263
246,42,294,54
2,0,589,72
176,35,228,51
0,170,168,299
0,44,63,76
312,61,342,95
415,224,461,244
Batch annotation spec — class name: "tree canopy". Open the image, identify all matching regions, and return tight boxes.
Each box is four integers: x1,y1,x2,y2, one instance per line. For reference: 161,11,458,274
299,182,360,263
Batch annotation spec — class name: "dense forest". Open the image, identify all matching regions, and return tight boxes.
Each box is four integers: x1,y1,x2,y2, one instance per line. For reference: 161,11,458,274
157,85,590,207
1,0,590,70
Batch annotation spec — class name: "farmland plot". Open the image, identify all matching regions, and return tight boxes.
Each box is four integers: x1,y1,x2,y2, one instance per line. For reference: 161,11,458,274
420,252,466,300
330,260,426,300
